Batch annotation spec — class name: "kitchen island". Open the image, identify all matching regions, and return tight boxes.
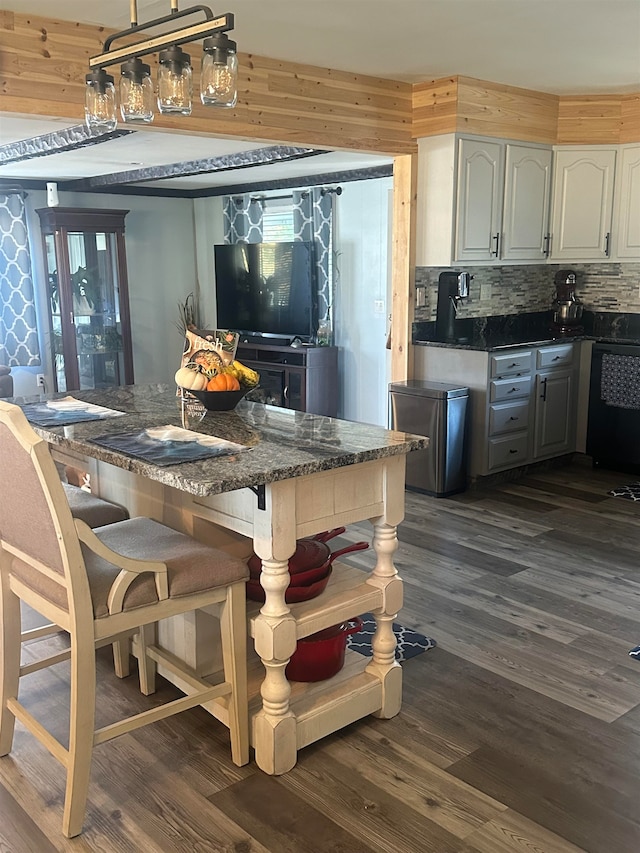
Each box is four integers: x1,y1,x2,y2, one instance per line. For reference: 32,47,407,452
21,384,428,774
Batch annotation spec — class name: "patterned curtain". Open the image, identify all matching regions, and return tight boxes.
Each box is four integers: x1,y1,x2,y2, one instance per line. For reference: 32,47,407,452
0,193,40,366
223,194,264,243
293,187,334,343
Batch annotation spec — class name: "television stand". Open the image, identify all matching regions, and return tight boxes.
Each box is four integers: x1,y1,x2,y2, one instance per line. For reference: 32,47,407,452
237,341,338,417
239,335,297,347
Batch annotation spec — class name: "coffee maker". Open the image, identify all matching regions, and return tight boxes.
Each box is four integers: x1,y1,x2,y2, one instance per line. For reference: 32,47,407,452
435,271,471,341
551,269,584,335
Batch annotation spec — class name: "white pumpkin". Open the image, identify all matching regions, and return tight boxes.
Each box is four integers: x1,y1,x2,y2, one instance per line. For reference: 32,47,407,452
174,366,208,391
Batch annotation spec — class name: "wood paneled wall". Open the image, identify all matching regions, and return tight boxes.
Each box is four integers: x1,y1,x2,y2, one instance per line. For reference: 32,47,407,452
0,11,415,156
557,95,624,144
621,94,640,143
413,76,640,144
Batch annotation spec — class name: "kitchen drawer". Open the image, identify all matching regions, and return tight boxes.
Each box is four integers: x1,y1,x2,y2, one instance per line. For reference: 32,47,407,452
488,433,529,470
490,350,533,378
490,374,532,403
489,400,530,436
536,343,574,370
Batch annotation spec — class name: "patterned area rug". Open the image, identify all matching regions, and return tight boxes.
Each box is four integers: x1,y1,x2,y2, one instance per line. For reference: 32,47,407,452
608,483,640,501
347,613,436,662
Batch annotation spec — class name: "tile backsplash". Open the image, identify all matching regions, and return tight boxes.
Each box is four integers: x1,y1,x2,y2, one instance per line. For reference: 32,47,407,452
414,263,640,321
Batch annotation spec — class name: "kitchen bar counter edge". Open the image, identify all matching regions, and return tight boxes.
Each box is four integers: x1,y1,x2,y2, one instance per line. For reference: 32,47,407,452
17,384,428,498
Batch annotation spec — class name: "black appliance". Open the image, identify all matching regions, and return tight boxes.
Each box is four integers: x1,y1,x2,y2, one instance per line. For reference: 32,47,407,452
551,269,584,336
587,342,640,473
435,271,471,341
214,241,318,344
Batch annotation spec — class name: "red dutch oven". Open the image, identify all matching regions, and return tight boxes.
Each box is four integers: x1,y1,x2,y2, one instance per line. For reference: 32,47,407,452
286,617,364,682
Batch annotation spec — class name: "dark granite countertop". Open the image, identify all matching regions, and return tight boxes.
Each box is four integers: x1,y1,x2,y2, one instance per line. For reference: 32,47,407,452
14,384,427,498
412,311,640,352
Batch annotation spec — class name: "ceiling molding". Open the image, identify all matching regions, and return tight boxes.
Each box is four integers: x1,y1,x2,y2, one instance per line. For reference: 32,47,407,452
59,164,395,198
61,145,324,190
0,124,135,164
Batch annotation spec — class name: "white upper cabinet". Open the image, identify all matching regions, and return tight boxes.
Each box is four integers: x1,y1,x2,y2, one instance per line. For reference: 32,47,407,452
502,145,552,260
417,134,553,266
455,138,504,261
549,147,617,259
613,144,640,258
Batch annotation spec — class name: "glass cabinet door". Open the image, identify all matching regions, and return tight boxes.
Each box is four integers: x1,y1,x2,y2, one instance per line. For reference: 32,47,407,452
38,208,134,393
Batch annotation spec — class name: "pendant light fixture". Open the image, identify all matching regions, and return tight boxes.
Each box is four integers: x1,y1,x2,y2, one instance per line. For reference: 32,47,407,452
84,1,237,132
201,33,238,107
85,69,117,132
158,45,193,115
120,58,154,123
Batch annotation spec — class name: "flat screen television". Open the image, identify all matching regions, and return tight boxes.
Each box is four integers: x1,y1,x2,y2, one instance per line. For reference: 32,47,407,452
214,241,318,343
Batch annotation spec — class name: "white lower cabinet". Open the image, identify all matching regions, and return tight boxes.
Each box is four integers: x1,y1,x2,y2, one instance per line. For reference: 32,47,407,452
534,369,575,458
414,341,579,479
532,343,576,460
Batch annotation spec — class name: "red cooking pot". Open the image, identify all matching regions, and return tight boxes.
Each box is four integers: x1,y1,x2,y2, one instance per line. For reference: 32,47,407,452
246,566,334,604
286,617,364,682
246,539,368,602
247,527,360,576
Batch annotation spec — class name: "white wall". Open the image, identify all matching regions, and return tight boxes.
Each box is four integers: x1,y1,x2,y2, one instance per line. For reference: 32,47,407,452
17,184,392,425
19,190,198,396
334,178,393,425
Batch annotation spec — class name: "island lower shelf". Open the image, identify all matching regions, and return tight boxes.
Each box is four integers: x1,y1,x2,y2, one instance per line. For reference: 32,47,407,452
246,561,398,752
246,562,385,640
248,649,383,750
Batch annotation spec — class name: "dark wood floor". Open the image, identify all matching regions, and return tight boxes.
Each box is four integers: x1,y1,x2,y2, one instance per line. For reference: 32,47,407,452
2,455,640,851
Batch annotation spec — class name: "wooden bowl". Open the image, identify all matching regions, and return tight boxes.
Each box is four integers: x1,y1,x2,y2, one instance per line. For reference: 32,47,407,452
189,388,248,411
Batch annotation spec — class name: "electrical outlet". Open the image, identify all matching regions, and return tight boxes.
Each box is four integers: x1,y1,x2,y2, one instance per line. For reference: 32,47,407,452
36,373,45,388
374,300,385,314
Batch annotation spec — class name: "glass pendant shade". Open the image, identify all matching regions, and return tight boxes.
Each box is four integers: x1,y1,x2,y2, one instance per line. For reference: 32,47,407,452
120,58,154,123
157,45,193,115
201,33,238,107
84,69,117,132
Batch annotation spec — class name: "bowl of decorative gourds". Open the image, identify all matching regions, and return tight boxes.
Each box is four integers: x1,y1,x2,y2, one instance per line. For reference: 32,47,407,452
174,353,259,412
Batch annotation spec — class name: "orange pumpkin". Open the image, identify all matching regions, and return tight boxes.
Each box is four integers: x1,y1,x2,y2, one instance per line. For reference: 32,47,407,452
207,372,241,391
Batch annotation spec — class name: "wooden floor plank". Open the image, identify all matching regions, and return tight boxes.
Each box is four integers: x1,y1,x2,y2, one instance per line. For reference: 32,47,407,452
1,457,639,851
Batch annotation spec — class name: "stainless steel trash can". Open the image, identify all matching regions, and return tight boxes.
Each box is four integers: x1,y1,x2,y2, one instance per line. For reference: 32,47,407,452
389,380,469,497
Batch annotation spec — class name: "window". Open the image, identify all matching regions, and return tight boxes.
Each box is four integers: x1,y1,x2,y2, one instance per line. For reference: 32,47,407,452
261,197,294,242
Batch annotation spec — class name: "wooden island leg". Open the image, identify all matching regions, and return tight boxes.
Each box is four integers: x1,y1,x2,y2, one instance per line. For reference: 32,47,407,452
252,557,297,774
251,480,298,775
365,456,405,719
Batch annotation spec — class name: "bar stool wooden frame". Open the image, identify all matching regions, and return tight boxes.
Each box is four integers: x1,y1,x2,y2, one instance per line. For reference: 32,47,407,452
0,401,249,837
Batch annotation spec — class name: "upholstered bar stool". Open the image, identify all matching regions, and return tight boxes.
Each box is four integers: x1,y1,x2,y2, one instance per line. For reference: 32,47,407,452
0,401,250,838
63,482,130,527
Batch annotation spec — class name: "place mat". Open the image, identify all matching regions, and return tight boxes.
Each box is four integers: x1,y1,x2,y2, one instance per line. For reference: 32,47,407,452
20,396,125,427
608,483,640,501
89,424,248,467
347,612,436,662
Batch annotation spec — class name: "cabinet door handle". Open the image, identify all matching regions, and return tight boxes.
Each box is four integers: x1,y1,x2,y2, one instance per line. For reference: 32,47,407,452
540,377,548,401
509,416,519,421
508,362,519,368
552,355,561,361
283,385,289,402
509,448,519,454
604,231,611,257
492,232,500,257
508,387,520,394
543,233,551,256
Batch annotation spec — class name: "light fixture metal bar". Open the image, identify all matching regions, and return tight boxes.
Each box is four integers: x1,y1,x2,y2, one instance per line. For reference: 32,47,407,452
89,7,233,70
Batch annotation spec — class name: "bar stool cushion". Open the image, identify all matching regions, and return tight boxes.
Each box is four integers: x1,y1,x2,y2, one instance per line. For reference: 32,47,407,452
11,518,249,619
86,518,250,618
62,483,129,528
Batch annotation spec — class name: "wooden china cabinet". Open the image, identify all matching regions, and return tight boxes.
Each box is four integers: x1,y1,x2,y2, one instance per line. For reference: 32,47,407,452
36,208,134,393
